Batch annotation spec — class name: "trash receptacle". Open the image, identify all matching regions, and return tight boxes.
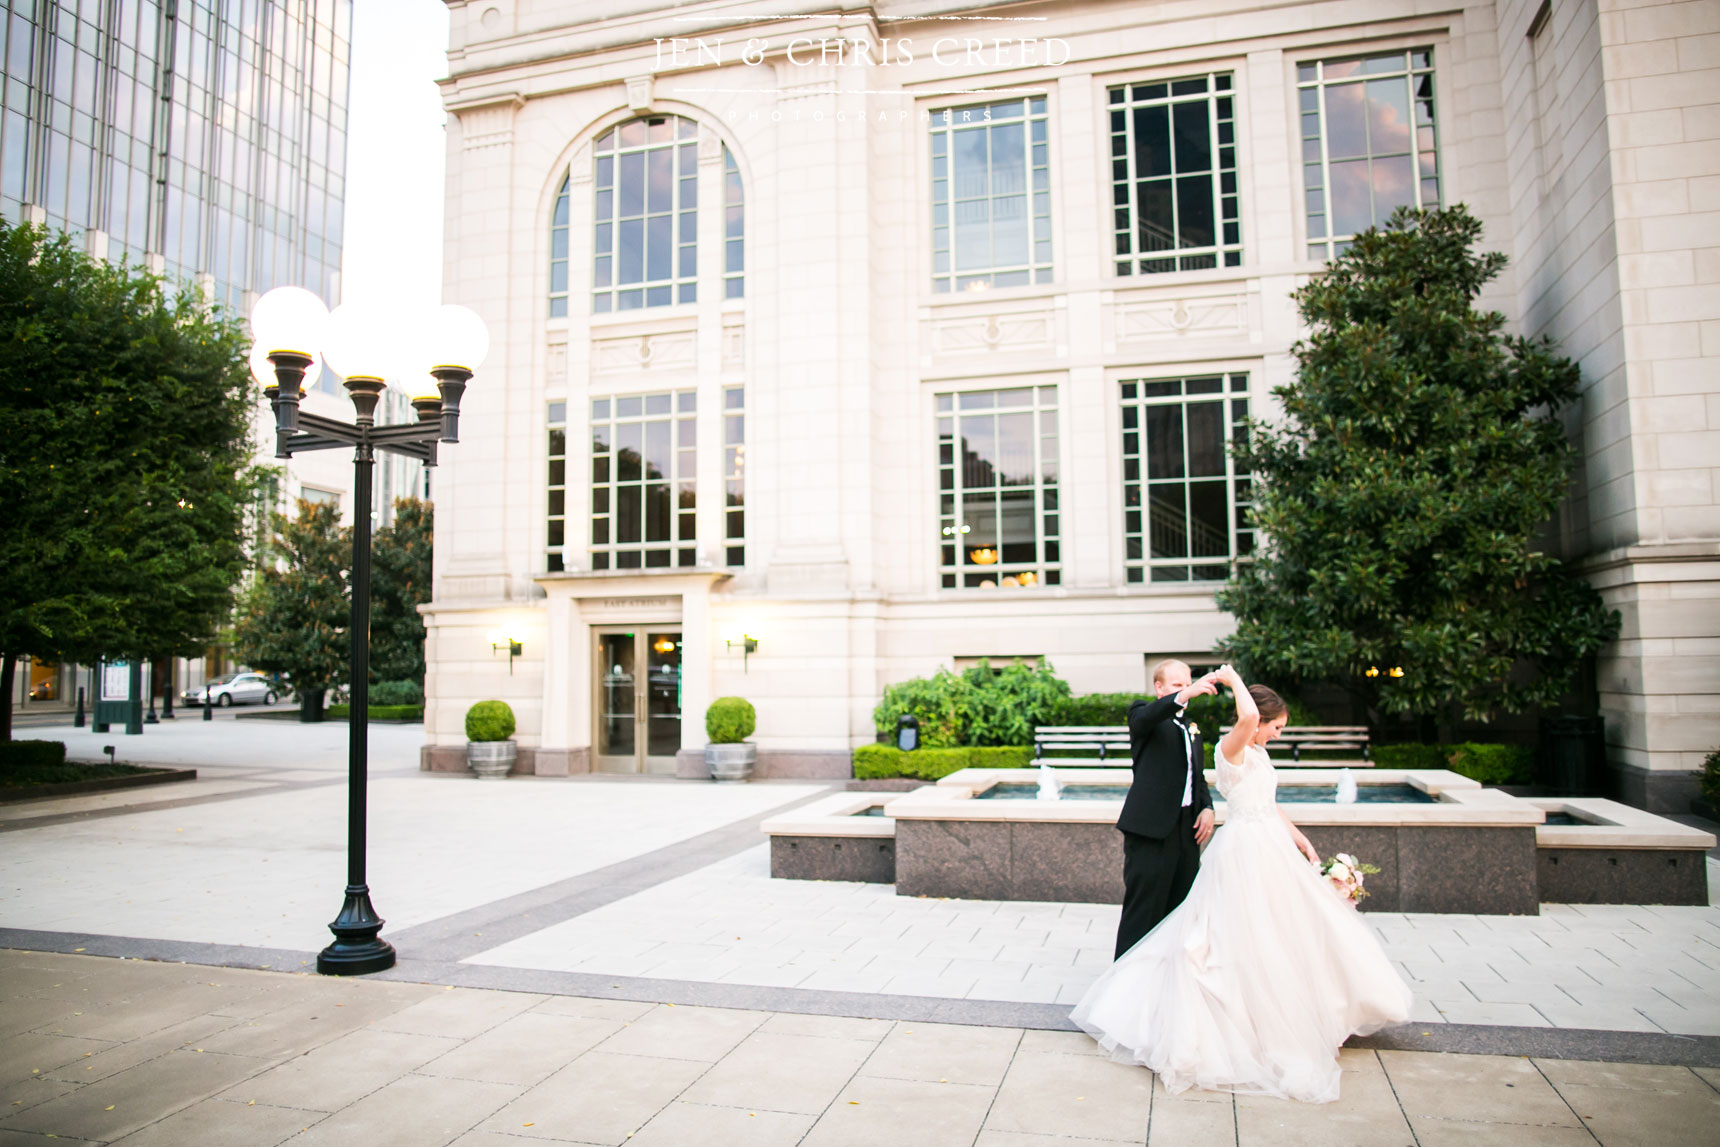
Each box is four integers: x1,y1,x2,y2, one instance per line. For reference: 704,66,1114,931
1539,716,1605,795
895,714,920,752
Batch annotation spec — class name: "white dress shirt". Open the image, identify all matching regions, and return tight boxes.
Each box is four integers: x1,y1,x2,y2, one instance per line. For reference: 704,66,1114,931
1174,707,1193,807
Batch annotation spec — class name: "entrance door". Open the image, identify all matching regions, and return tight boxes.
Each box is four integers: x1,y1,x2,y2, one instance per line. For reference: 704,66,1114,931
593,629,682,774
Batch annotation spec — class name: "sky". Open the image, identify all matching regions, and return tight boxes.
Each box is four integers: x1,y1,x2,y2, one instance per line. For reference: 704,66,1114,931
339,0,451,313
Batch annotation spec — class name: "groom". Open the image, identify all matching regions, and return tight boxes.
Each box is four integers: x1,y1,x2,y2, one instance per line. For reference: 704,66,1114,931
1113,660,1217,958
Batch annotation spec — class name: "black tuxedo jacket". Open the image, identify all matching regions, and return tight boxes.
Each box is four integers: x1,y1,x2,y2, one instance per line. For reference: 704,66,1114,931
1116,693,1213,839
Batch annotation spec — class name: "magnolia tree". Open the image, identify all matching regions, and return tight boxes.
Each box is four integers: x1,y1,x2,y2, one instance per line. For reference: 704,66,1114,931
1216,205,1618,732
0,221,260,742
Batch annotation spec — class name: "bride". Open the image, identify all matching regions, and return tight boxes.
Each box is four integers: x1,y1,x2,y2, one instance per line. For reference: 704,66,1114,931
1071,665,1412,1103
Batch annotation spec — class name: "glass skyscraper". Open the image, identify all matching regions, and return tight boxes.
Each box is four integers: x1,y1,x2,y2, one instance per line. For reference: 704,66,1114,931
0,0,351,310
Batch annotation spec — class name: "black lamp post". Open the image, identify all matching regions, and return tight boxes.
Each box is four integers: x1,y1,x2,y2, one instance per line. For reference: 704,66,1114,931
251,287,487,976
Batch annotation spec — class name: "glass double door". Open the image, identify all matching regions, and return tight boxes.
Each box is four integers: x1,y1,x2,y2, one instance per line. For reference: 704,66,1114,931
594,629,682,774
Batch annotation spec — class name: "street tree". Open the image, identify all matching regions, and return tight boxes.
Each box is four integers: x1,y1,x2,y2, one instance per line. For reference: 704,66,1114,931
1216,205,1618,732
369,497,433,687
0,220,260,742
232,500,349,719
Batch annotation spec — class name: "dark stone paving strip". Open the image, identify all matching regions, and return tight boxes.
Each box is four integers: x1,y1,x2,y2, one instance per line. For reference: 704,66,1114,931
0,928,317,972
5,930,1719,1065
383,956,1080,1029
0,779,346,833
384,783,842,961
0,770,424,833
1350,1021,1720,1068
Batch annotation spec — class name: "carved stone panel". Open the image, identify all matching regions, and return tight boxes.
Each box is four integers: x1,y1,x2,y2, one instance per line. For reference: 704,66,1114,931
1116,294,1249,343
591,331,697,374
929,310,1054,358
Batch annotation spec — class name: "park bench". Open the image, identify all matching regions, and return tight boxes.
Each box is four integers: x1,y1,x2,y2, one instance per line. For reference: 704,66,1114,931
1032,724,1372,767
1032,726,1131,766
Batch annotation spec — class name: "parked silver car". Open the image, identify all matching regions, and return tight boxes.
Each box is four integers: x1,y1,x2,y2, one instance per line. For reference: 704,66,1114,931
182,672,280,707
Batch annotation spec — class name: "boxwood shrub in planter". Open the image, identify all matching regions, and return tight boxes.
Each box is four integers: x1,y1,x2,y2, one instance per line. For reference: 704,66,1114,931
705,697,756,782
465,700,517,779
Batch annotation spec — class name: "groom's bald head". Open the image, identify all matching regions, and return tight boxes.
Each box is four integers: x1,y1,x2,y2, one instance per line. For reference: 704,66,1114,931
1152,659,1192,698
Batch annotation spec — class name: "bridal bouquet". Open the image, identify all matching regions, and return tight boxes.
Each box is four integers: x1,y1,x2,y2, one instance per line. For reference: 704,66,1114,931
1316,852,1380,904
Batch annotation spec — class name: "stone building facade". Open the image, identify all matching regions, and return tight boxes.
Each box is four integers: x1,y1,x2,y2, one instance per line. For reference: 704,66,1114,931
424,0,1718,809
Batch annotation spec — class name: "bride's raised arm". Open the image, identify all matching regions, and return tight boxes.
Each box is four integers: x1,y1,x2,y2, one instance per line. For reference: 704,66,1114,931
1215,665,1256,767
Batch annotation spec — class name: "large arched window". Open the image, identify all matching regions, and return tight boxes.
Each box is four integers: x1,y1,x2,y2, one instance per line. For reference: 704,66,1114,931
548,119,747,316
592,115,698,312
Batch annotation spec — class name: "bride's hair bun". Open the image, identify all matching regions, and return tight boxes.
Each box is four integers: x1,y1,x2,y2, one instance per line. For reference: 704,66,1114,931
1248,684,1287,721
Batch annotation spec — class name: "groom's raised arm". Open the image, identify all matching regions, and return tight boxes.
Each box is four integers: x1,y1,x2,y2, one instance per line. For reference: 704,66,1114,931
1127,693,1183,740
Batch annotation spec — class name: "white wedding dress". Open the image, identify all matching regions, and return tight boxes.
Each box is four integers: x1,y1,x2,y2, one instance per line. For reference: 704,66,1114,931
1072,743,1412,1103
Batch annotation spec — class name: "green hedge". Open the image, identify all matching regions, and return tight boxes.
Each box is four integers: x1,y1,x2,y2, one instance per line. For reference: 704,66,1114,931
1060,692,1136,726
1372,741,1532,784
853,743,1034,781
1446,742,1534,786
325,704,424,721
371,679,424,706
1371,743,1449,771
0,740,68,769
1703,748,1720,806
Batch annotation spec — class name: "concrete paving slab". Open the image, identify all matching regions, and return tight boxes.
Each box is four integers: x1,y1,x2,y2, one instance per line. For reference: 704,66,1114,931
1145,1082,1236,1147
105,1096,312,1147
369,986,545,1039
285,1072,523,1147
626,1100,816,1147
1231,1050,1412,1143
984,1047,1153,1142
218,1027,462,1112
0,1047,262,1142
1379,1050,1581,1128
975,1130,1139,1147
594,1002,768,1062
476,1050,707,1143
800,1074,995,1147
1550,1076,1720,1146
416,1012,623,1087
855,1021,1021,1086
678,1030,875,1115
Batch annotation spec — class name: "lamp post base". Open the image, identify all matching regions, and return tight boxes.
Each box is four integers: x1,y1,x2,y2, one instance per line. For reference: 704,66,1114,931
317,886,396,975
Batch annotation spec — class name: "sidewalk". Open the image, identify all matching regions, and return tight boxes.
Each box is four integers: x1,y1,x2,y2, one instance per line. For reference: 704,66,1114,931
4,720,1720,1144
5,949,1717,1146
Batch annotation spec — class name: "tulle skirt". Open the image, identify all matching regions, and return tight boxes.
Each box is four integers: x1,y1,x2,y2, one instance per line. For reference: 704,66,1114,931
1071,813,1413,1103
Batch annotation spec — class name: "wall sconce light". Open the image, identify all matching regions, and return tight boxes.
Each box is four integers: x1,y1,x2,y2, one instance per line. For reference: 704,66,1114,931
727,634,758,672
491,635,522,674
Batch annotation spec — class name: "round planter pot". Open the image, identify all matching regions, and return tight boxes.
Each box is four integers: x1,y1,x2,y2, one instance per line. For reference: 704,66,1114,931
467,740,517,779
705,742,756,782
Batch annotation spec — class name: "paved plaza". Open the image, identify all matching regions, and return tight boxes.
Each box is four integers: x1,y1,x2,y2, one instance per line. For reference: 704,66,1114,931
5,949,1720,1147
2,717,1719,1142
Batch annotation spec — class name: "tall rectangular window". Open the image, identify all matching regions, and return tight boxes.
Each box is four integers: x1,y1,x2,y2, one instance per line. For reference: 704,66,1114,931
590,391,697,570
592,116,697,313
1110,74,1240,275
546,401,567,571
938,387,1060,589
1299,50,1440,260
1122,375,1254,583
930,97,1051,292
723,386,745,566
